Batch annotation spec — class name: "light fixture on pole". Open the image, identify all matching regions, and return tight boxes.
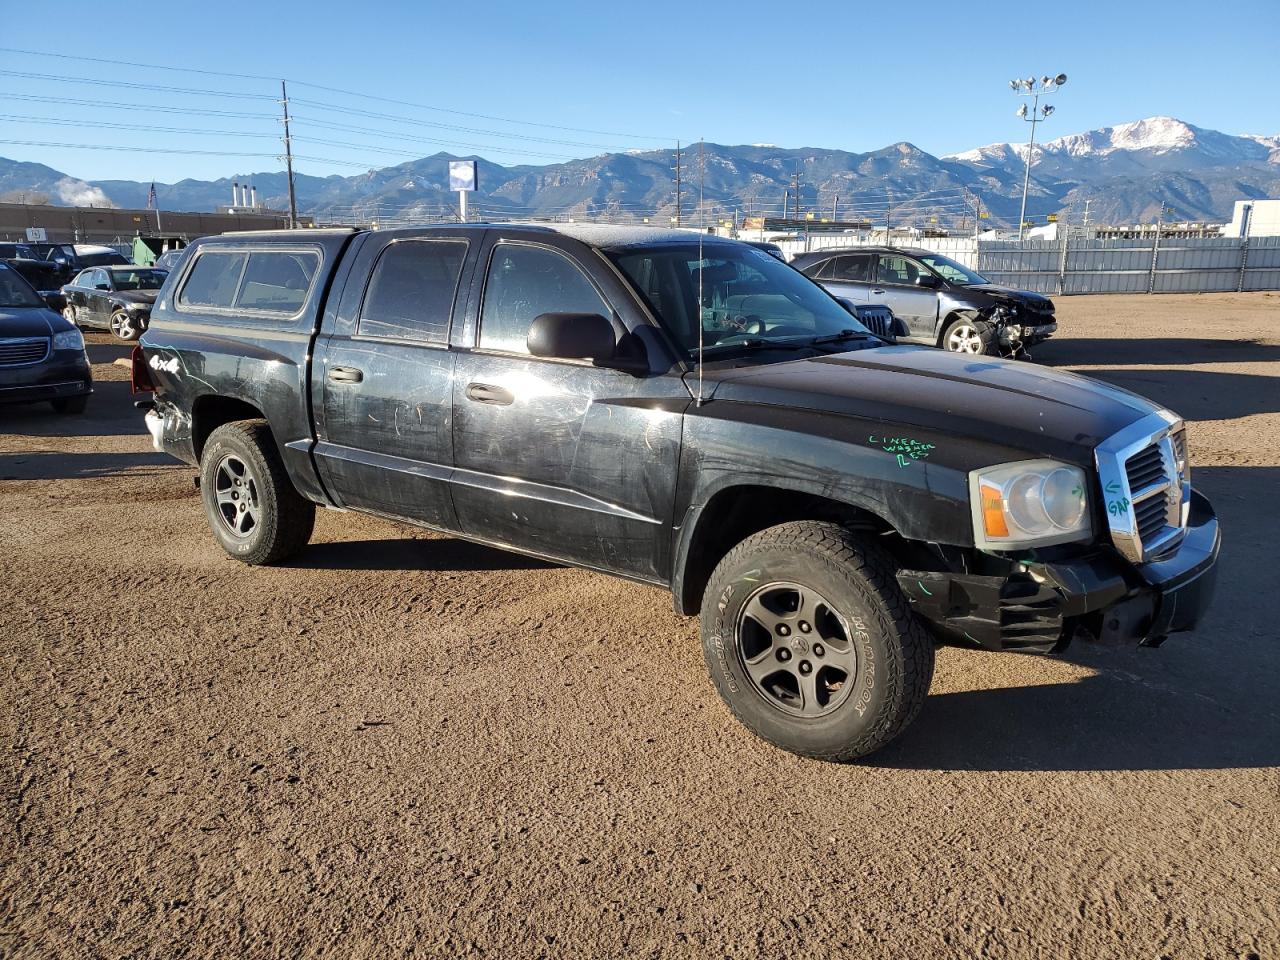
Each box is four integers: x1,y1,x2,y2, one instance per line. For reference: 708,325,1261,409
1009,72,1066,240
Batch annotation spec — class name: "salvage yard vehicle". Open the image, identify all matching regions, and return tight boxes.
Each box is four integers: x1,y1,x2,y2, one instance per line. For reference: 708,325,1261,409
0,242,66,309
62,265,167,341
134,225,1220,761
0,261,92,414
791,246,1057,356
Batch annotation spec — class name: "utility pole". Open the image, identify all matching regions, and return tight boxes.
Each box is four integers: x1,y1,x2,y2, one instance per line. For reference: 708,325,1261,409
1082,198,1092,231
280,80,298,229
1009,73,1066,241
790,171,802,223
783,189,790,221
832,194,838,221
674,141,681,227
885,188,892,235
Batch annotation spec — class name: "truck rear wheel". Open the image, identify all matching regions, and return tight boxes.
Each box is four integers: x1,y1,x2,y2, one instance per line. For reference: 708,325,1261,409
700,521,933,762
199,420,315,565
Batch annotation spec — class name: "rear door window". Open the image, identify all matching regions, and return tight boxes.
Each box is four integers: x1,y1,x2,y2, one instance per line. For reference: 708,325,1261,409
829,254,873,282
358,240,467,343
235,252,319,314
179,252,248,308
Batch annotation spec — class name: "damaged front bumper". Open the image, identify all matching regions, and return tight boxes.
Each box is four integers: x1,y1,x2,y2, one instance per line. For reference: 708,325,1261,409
898,489,1220,654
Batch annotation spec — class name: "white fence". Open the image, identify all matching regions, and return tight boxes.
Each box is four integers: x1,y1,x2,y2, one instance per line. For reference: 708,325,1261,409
774,234,1280,295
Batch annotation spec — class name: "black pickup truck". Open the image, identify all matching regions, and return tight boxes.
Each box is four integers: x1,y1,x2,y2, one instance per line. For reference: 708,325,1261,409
134,224,1220,761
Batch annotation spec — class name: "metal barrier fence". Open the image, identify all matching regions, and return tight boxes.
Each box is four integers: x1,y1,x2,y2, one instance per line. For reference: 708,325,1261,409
774,234,1280,294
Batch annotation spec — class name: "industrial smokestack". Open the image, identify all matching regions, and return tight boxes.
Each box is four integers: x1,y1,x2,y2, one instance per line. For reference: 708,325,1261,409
250,185,258,209
232,181,240,207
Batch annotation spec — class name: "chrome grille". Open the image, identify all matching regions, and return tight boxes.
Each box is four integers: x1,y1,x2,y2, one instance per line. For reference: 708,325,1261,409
0,337,50,366
1095,413,1190,564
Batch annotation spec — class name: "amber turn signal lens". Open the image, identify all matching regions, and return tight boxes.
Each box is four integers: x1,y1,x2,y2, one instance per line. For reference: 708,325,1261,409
980,481,1009,538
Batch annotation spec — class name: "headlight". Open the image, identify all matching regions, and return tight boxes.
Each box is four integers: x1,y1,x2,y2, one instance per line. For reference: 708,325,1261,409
52,328,84,352
969,459,1091,550
126,301,149,311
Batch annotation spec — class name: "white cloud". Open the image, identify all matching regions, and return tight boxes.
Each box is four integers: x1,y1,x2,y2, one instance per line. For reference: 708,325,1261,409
53,178,116,208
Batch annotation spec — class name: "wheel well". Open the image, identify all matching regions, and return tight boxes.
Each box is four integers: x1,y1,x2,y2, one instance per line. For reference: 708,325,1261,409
678,486,903,616
191,395,266,458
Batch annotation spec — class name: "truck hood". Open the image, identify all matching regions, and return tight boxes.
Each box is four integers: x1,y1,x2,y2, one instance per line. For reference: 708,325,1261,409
705,344,1165,464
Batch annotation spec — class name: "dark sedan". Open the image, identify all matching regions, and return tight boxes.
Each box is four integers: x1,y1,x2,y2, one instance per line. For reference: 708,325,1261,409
62,265,168,341
0,242,67,308
0,262,92,414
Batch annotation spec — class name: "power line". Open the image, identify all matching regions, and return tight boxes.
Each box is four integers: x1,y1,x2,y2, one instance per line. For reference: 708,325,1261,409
0,139,376,168
0,114,278,139
0,93,278,120
0,69,275,100
0,46,674,142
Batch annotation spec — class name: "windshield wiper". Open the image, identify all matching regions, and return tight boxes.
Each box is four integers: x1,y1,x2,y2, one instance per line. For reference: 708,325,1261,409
702,338,816,354
810,329,876,346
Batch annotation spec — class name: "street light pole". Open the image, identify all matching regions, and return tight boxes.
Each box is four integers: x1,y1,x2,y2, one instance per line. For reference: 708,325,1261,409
1010,73,1066,241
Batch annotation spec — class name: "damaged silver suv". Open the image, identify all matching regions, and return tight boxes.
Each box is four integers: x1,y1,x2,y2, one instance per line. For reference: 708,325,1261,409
792,245,1057,357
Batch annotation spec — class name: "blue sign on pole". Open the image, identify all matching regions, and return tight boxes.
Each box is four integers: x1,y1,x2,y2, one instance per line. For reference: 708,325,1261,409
449,160,478,192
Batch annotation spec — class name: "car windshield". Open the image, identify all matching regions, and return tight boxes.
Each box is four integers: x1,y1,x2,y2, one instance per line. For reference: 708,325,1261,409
609,242,870,359
918,253,989,286
0,265,44,308
110,268,167,291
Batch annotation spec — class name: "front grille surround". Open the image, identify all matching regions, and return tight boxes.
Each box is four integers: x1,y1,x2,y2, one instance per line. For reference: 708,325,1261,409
1095,411,1190,564
0,337,51,367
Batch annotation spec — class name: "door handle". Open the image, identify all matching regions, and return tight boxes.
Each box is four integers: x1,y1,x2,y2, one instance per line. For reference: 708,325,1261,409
465,382,514,405
871,288,886,295
328,365,363,384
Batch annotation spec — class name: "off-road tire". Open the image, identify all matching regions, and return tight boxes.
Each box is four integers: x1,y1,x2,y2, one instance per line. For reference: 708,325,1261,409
51,395,88,414
700,521,934,762
941,315,996,355
199,419,315,565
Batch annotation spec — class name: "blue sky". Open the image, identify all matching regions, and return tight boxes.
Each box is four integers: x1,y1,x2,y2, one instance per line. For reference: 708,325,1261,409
1,0,1277,183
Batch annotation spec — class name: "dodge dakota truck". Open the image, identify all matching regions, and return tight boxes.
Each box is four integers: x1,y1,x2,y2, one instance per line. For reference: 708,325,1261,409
133,224,1220,761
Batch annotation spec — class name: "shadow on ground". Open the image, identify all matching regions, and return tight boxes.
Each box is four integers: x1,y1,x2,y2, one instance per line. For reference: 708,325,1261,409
0,449,176,480
1071,368,1280,421
0,380,147,438
1037,336,1280,368
874,465,1278,772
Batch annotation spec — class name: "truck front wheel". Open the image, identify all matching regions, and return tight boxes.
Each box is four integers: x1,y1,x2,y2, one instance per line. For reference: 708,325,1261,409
700,521,934,762
199,420,315,565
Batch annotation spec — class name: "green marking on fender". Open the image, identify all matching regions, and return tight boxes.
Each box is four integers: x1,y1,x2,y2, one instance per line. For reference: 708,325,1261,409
917,580,934,597
896,453,911,468
1104,480,1121,494
963,631,978,643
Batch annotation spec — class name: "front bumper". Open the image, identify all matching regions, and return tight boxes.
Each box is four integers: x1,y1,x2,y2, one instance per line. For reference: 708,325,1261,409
0,355,93,406
898,488,1219,654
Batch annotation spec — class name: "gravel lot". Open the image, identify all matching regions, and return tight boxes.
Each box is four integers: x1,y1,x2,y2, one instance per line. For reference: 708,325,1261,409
3,292,1277,959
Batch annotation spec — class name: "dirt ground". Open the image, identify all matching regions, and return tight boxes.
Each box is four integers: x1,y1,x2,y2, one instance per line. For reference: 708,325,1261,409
2,292,1278,959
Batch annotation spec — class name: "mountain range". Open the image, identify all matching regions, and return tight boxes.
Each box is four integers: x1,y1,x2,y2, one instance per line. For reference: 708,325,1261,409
1,117,1276,230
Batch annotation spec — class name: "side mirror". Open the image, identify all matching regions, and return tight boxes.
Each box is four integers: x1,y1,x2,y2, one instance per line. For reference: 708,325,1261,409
94,283,111,291
914,274,940,289
527,312,616,363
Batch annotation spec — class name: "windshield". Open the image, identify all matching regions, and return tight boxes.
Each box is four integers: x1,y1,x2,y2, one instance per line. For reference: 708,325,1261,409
609,243,869,359
0,264,44,308
918,253,989,286
110,268,167,291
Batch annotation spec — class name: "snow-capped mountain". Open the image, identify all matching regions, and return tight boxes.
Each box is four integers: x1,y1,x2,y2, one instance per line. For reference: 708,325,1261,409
2,116,1276,229
946,116,1278,170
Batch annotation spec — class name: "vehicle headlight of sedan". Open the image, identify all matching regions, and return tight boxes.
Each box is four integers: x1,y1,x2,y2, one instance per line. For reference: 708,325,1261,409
969,459,1091,550
52,328,85,352
125,301,150,312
